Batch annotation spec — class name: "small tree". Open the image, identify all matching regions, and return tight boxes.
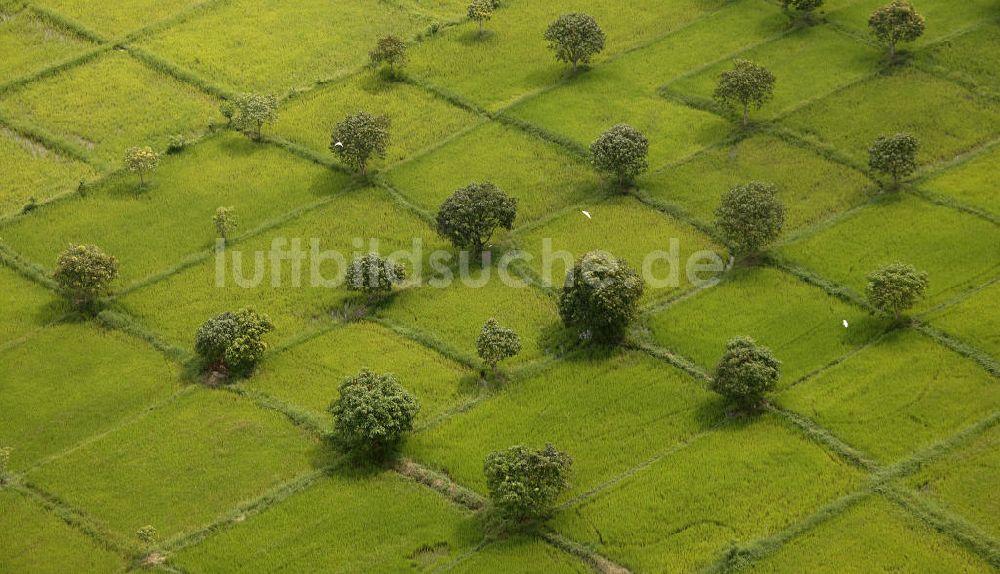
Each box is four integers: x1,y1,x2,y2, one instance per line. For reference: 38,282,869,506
213,206,238,243
713,59,776,127
590,124,649,190
866,262,928,320
136,525,158,547
868,133,919,189
710,336,781,411
477,318,521,376
345,253,406,302
544,13,605,73
714,181,785,260
436,182,517,256
559,251,644,344
124,146,159,186
331,112,391,176
0,446,11,484
53,244,119,310
194,308,274,377
484,444,572,521
782,0,824,22
468,0,494,37
370,35,407,77
329,369,420,457
232,93,279,140
869,0,925,59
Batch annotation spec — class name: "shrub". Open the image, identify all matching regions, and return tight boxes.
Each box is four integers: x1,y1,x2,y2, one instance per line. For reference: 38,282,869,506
558,251,644,344
213,206,238,243
476,318,521,375
710,336,781,411
714,181,785,259
136,525,158,546
544,13,605,72
590,124,649,189
219,101,235,124
484,444,572,521
331,111,391,176
166,134,186,154
194,308,274,376
345,253,406,301
124,146,159,186
53,244,118,310
869,0,924,59
21,196,38,214
713,59,776,127
868,133,919,189
436,182,517,256
0,446,11,484
866,262,928,320
329,369,420,457
782,0,823,21
370,35,407,77
232,93,279,140
467,0,494,37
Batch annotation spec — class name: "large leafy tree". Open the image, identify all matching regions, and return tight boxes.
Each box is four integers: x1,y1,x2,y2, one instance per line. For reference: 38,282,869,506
436,182,517,256
869,0,925,59
53,244,119,310
868,133,919,189
558,251,644,344
331,111,391,176
484,444,572,521
714,181,785,259
544,13,605,73
710,336,781,411
476,318,521,376
713,59,775,127
194,308,274,376
865,263,928,320
590,124,649,189
329,369,420,458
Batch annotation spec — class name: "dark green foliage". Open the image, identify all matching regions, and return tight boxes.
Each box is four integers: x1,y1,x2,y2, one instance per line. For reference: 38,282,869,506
865,262,928,319
868,133,919,188
558,251,644,344
476,318,521,374
345,253,406,301
194,308,274,376
713,59,775,127
369,35,407,77
232,93,279,140
869,0,925,59
544,13,605,72
53,244,119,310
330,111,391,176
590,124,649,189
435,182,517,256
710,336,781,411
329,369,420,457
782,0,824,20
483,444,572,521
714,181,785,258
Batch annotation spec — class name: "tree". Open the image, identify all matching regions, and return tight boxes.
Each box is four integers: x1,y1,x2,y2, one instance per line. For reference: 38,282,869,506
868,133,919,189
782,0,824,21
232,93,278,140
484,444,572,521
714,181,785,259
0,446,10,484
136,526,158,547
558,251,644,344
194,308,274,376
710,336,781,411
544,13,605,73
476,318,521,376
467,0,494,37
124,146,159,186
53,244,119,310
866,262,928,320
346,253,406,302
590,124,649,189
436,182,517,256
329,369,420,457
869,1,925,59
331,111,391,176
370,35,407,77
213,206,238,243
713,59,776,127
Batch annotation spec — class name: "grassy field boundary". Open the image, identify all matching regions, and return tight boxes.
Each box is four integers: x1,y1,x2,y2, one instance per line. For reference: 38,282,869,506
119,0,233,44
0,112,103,169
626,340,712,382
767,405,881,473
124,45,233,100
912,323,1000,378
0,44,109,95
881,411,1000,483
0,241,58,290
394,458,484,511
540,530,631,574
95,309,192,363
26,2,107,43
221,386,330,438
367,316,479,369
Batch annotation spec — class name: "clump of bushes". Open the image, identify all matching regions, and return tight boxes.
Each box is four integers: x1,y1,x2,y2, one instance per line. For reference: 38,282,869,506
590,124,649,190
714,181,785,261
194,308,274,378
477,318,521,377
329,369,420,458
213,206,238,244
53,244,118,311
558,251,644,344
484,444,572,522
710,336,781,412
345,253,406,302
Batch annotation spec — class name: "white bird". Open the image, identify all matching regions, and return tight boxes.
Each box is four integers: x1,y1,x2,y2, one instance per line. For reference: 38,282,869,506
581,210,592,219
842,319,849,328
334,141,344,148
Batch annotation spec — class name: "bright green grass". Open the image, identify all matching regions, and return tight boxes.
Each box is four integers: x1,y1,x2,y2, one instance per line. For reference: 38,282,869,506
926,281,1000,361
119,186,446,348
782,68,1000,166
828,0,996,46
0,133,352,285
0,51,218,164
777,194,1000,311
553,414,863,572
385,122,601,224
406,0,728,111
174,470,479,572
0,127,96,216
639,134,872,231
0,489,126,573
33,0,204,37
0,264,64,347
0,323,180,469
748,495,993,573
513,195,724,301
274,74,481,168
451,537,588,573
919,144,1000,216
647,266,885,384
669,25,880,119
779,330,1000,463
248,321,476,428
27,388,325,539
393,0,468,21
902,423,1000,540
917,25,1000,98
0,10,92,81
406,350,720,496
137,0,430,94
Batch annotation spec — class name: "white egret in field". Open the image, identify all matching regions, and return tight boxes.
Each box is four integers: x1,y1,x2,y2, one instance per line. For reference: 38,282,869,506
334,141,344,148
581,210,592,219
842,319,849,328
